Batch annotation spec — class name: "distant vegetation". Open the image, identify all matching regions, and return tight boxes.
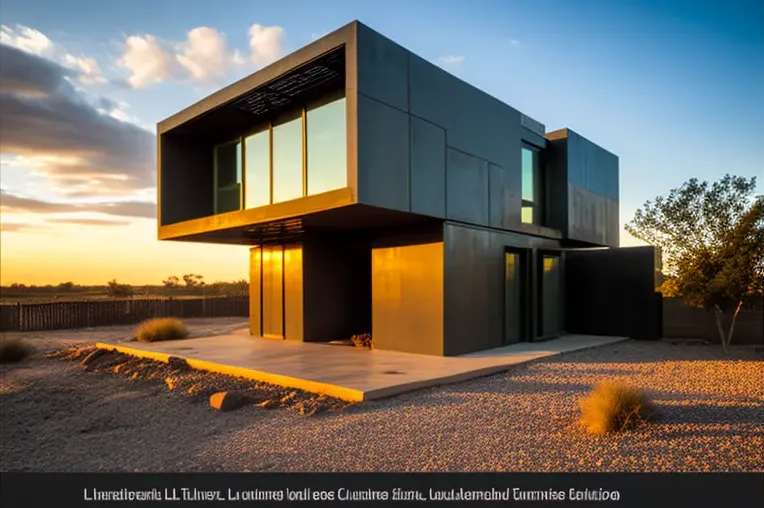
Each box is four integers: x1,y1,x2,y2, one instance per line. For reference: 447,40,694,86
1,275,248,303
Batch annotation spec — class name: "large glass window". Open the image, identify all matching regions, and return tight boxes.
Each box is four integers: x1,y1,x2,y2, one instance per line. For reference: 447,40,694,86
307,97,346,195
272,111,304,204
210,95,348,216
214,141,241,214
521,146,543,225
244,128,270,209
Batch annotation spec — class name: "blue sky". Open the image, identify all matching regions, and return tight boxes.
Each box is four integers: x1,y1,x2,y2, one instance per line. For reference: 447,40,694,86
0,0,762,283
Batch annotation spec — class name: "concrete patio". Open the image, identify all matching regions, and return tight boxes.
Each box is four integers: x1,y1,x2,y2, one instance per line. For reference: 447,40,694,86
96,334,627,402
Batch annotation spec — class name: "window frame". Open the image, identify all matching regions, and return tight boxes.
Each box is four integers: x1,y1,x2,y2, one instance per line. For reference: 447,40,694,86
521,143,544,226
211,92,347,216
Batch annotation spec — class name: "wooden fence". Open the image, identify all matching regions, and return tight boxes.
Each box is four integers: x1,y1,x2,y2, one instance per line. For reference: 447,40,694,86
662,296,763,345
0,296,249,332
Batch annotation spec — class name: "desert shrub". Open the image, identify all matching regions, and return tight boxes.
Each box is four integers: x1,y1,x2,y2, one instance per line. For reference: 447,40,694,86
135,318,189,342
579,381,654,435
0,336,34,363
350,333,373,349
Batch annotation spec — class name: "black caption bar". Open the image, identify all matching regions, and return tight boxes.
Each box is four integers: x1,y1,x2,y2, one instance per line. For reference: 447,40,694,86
1,472,762,508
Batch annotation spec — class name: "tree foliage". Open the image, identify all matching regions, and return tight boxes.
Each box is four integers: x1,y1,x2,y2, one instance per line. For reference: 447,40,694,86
626,174,764,350
106,279,134,297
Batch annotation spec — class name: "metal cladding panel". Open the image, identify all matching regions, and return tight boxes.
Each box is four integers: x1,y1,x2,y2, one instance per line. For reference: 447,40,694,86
356,94,410,212
566,129,619,201
410,117,446,217
544,137,569,233
565,246,659,340
446,148,490,226
568,186,619,247
283,244,304,340
372,238,444,356
248,247,262,336
443,223,563,356
356,24,409,112
160,135,214,225
489,162,519,228
262,246,284,337
408,53,520,171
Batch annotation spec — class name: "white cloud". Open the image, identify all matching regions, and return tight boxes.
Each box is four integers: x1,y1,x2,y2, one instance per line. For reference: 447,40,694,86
1,24,111,86
438,54,466,65
119,34,176,88
0,24,54,56
175,27,239,82
248,24,285,66
510,39,521,47
64,54,106,84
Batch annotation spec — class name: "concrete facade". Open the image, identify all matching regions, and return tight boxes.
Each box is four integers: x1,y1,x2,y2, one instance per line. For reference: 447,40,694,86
157,21,646,357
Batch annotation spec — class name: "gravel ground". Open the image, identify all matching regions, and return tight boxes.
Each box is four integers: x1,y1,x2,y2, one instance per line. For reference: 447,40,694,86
1,321,762,472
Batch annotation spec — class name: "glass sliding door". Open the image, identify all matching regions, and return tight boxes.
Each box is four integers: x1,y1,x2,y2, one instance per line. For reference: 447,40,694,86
504,251,523,344
541,254,562,337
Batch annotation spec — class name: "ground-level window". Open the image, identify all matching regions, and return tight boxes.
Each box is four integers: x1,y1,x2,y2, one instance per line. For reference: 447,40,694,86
521,146,543,225
214,140,242,214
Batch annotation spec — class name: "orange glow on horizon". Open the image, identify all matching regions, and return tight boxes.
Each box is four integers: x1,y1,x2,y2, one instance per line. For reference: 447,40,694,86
0,218,248,285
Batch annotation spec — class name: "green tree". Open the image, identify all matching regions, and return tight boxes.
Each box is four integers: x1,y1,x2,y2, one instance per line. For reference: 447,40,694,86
626,175,764,351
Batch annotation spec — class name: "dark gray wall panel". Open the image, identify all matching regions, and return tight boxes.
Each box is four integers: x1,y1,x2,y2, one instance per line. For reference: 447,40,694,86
565,246,659,340
443,223,562,356
372,239,444,355
566,130,619,201
410,117,446,217
446,148,489,225
408,53,521,176
489,162,519,228
356,24,409,112
544,137,569,233
160,135,214,225
568,186,618,247
356,94,410,212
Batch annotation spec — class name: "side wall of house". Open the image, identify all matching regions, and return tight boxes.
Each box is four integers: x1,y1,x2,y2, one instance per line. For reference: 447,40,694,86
355,25,531,233
442,222,564,356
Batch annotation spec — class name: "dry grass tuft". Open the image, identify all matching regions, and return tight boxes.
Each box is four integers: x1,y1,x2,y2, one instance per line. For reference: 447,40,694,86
0,336,34,363
579,380,654,435
135,318,189,343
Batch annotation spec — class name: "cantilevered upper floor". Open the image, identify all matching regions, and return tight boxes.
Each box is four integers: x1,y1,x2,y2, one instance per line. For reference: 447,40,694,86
157,20,619,247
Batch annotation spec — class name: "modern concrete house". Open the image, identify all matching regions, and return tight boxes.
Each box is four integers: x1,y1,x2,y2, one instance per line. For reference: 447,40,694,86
157,21,659,356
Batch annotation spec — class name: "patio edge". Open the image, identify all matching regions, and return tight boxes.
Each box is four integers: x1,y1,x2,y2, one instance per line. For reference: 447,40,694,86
94,343,366,402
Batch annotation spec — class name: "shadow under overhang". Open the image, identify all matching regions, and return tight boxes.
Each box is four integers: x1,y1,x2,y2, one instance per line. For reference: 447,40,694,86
161,204,440,247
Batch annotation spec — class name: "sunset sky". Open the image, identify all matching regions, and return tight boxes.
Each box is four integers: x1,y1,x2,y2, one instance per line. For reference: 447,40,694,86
1,0,762,285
